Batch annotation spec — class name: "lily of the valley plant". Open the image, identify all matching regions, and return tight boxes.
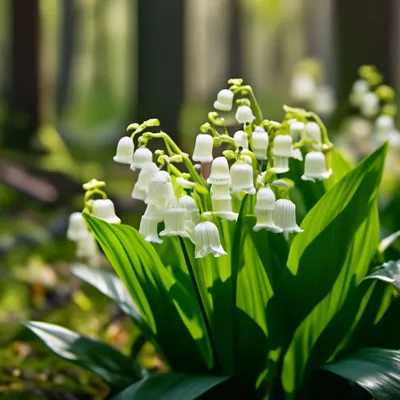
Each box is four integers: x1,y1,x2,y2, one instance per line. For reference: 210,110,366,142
27,78,400,400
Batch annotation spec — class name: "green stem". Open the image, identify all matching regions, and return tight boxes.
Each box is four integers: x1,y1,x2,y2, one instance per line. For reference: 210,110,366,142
148,132,207,189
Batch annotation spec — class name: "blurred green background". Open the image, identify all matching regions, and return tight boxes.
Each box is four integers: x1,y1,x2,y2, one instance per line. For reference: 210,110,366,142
0,0,399,398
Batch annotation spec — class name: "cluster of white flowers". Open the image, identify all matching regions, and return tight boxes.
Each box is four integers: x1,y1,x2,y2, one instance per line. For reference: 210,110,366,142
67,82,333,260
350,79,380,118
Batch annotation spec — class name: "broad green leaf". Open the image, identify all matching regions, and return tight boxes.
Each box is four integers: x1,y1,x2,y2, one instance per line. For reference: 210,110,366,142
25,321,141,389
264,144,387,394
84,214,211,373
365,260,400,293
324,149,354,190
111,373,230,400
70,264,144,325
322,347,400,400
171,216,237,376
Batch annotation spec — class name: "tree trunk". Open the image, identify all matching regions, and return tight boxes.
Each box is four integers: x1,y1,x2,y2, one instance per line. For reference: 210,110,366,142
6,0,40,152
334,0,394,116
137,0,184,143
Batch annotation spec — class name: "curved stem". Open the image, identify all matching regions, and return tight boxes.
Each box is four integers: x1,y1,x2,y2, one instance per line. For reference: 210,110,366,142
84,188,107,203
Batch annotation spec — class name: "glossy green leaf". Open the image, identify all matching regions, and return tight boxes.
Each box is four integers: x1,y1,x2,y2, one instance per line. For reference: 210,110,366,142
365,260,400,293
111,373,230,400
25,321,141,389
323,347,400,400
84,214,211,373
265,144,387,394
70,264,144,324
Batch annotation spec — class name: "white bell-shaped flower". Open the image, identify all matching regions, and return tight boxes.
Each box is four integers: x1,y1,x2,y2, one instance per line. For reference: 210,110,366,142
92,199,121,224
194,221,227,258
290,73,317,102
160,208,190,238
360,92,379,118
350,79,369,107
270,135,292,174
207,157,231,185
192,134,214,163
233,130,249,149
313,85,336,118
375,115,394,135
252,126,269,160
230,162,255,194
113,136,134,164
211,184,237,220
273,135,293,157
254,210,283,233
274,199,303,233
130,147,153,170
139,216,162,243
290,121,305,141
214,89,234,111
301,151,332,181
179,195,200,225
131,162,159,200
67,212,90,241
145,171,175,211
255,186,276,211
76,233,99,259
235,105,255,124
305,122,322,150
144,203,164,221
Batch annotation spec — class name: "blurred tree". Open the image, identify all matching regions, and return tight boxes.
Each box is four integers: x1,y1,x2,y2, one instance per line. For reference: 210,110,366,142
4,0,40,152
335,0,394,115
56,0,78,116
228,0,243,79
137,0,184,142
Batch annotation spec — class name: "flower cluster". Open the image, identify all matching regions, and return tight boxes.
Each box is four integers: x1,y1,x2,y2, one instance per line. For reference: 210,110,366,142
67,79,334,259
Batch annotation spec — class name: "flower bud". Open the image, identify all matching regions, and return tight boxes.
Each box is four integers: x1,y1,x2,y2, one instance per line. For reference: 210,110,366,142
235,105,255,124
194,221,227,258
274,199,303,233
233,130,249,149
290,73,317,102
145,171,175,211
360,92,379,118
230,162,255,194
350,79,369,106
290,121,305,141
67,212,89,241
130,147,153,171
160,208,190,238
113,136,134,164
207,157,231,185
92,199,121,224
131,162,159,200
301,151,332,181
305,122,322,150
252,126,269,160
139,216,162,243
192,134,214,163
214,89,234,111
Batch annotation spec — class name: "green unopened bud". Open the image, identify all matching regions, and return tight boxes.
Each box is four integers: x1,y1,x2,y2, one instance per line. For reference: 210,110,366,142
213,137,222,147
200,123,212,133
127,122,140,131
228,78,243,86
144,118,160,127
222,150,236,160
381,103,397,117
375,85,395,103
170,154,183,163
